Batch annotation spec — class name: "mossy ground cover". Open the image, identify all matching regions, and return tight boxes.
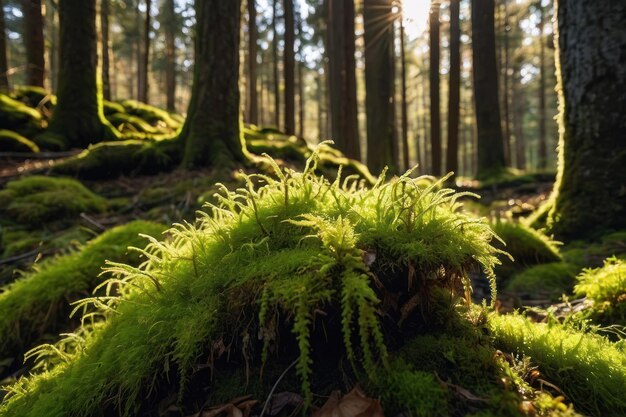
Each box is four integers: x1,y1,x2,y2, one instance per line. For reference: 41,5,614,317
0,221,166,380
573,257,626,325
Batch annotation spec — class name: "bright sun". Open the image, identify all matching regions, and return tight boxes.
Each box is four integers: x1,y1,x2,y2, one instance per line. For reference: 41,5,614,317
401,0,431,40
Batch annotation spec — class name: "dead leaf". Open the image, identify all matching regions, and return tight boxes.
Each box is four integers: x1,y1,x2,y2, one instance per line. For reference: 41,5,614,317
311,387,384,417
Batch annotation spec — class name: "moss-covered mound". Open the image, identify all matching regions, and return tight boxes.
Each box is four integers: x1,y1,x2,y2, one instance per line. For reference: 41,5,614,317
0,130,40,153
0,176,107,227
573,257,626,325
0,154,509,416
0,94,45,137
490,313,626,417
11,86,56,113
0,221,167,376
120,99,182,130
492,221,562,280
505,262,580,298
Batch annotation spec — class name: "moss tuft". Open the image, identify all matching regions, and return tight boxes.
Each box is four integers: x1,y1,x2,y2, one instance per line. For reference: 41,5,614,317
0,129,40,153
12,86,57,112
102,100,125,116
106,112,161,135
0,93,45,136
0,176,107,227
573,257,626,325
505,262,580,298
121,99,182,130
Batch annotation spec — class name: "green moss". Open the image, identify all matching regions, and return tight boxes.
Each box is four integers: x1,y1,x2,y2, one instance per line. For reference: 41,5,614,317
121,99,181,130
573,257,626,325
106,112,161,135
0,151,503,416
505,262,580,298
1,229,42,257
490,313,626,417
0,176,107,227
0,221,167,362
102,100,125,116
12,86,57,111
0,129,40,153
0,93,45,136
492,221,562,280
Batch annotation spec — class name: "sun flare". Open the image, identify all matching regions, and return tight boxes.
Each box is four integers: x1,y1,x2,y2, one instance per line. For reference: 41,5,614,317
401,0,431,39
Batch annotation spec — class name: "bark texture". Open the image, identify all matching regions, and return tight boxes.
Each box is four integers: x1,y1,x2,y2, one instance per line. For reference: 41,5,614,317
549,0,626,239
163,0,177,112
472,0,505,179
429,1,441,176
364,0,396,175
283,0,295,134
247,0,258,124
101,0,111,100
326,0,360,160
179,0,246,168
0,0,9,92
23,0,45,87
446,0,460,177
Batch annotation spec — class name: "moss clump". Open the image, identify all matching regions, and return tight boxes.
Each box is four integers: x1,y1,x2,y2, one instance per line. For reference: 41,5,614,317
490,313,626,417
12,86,57,112
0,176,107,227
0,151,503,416
505,262,580,298
492,221,562,280
106,112,162,135
0,221,167,370
0,129,40,153
0,93,45,136
573,257,626,325
121,99,181,130
102,100,125,116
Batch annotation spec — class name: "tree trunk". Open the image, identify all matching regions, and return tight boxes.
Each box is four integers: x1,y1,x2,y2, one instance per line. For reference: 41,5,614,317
363,0,396,175
537,1,547,170
512,60,526,170
399,16,409,171
23,0,45,87
47,0,116,148
421,72,430,173
101,0,111,100
429,1,442,176
179,0,246,168
283,0,295,135
0,0,9,92
247,0,258,125
47,1,58,91
549,0,626,239
163,0,176,112
138,0,151,103
271,0,280,128
502,0,511,166
472,0,505,179
326,0,360,160
446,0,460,178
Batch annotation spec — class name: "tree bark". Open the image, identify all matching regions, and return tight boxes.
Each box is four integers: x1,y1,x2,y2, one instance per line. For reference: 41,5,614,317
247,0,258,124
549,0,626,239
446,0,460,178
326,0,360,159
399,16,409,171
537,1,547,170
502,0,511,166
47,0,116,148
0,0,9,92
23,0,45,87
271,0,280,128
512,60,526,170
429,1,441,176
472,0,505,179
363,0,396,175
283,0,295,135
163,0,177,112
101,0,111,100
179,0,246,168
138,0,151,103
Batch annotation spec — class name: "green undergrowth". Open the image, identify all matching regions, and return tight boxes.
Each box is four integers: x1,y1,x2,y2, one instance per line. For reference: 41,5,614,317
573,257,626,325
505,262,580,298
0,94,45,137
11,86,56,114
0,221,167,369
0,149,504,416
490,313,626,417
0,176,107,228
492,221,562,281
0,130,39,153
120,99,182,130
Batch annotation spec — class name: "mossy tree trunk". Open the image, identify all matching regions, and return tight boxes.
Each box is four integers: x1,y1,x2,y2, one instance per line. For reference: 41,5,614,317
363,0,396,175
100,0,111,101
326,0,360,160
47,0,117,149
179,0,246,169
0,0,9,93
22,0,45,87
472,0,505,180
549,0,626,239
429,1,442,176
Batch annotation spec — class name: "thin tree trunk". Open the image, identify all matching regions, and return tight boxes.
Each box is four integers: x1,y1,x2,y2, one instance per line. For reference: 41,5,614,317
163,0,176,112
48,1,58,91
512,62,526,170
0,0,9,92
101,0,111,100
421,72,430,173
247,0,258,124
446,0,460,177
326,0,360,159
537,1,547,170
179,0,245,168
399,16,409,171
429,1,442,176
472,0,505,179
502,0,511,166
139,0,151,103
363,0,396,174
23,0,45,87
298,62,304,138
283,0,295,134
271,0,280,128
